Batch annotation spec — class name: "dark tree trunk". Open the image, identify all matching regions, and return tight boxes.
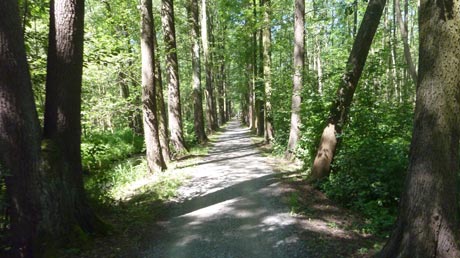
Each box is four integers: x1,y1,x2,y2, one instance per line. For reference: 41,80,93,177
310,0,386,180
140,0,167,173
42,0,104,245
187,0,207,144
152,17,171,162
285,0,305,160
161,0,188,154
255,0,264,137
377,0,460,257
0,1,41,255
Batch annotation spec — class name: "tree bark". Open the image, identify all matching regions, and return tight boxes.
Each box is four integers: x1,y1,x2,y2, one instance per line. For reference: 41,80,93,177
42,0,104,245
262,0,274,143
161,0,188,154
187,0,207,144
285,0,305,160
310,0,386,180
152,17,171,162
0,1,41,255
201,0,217,133
255,0,264,137
377,0,460,256
140,0,167,173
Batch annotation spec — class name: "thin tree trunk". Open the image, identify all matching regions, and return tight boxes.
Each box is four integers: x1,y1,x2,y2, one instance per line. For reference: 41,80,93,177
140,0,167,172
395,0,417,85
378,1,460,256
201,0,217,133
161,0,188,154
247,63,255,129
310,0,386,180
187,0,207,144
285,0,305,160
152,18,171,162
0,1,41,255
208,12,219,130
262,0,274,142
256,0,264,137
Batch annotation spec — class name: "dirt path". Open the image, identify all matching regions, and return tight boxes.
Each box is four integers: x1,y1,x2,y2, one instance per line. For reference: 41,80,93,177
130,120,378,258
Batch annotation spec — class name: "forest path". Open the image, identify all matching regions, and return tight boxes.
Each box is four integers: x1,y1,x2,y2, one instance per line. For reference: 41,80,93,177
130,121,371,258
140,119,310,257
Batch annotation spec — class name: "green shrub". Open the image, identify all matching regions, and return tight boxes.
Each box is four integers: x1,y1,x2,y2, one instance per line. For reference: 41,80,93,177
81,128,144,172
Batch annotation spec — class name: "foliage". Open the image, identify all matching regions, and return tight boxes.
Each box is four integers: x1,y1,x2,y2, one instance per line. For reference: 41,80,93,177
81,129,144,172
319,87,413,235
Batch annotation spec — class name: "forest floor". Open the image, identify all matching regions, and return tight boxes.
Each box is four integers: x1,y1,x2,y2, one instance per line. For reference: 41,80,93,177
63,120,383,258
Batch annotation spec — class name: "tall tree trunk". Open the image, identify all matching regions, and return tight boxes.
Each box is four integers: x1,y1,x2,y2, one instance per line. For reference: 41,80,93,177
378,1,460,256
208,11,219,130
255,0,264,137
218,62,226,125
187,0,207,144
285,0,305,160
262,0,274,143
248,64,255,129
0,1,41,255
201,0,217,132
161,0,188,154
140,0,167,172
395,0,417,85
310,0,386,180
42,0,104,246
152,18,171,162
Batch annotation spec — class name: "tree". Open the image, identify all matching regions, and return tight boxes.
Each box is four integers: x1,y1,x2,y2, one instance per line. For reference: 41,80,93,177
201,0,218,132
140,0,167,172
377,0,460,256
395,0,417,85
255,0,265,137
285,0,304,160
262,0,274,142
152,19,171,162
161,0,188,153
42,0,103,243
0,1,41,255
310,0,386,179
187,0,208,144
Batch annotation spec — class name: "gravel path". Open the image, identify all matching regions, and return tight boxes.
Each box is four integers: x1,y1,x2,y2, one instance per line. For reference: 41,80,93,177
141,120,310,258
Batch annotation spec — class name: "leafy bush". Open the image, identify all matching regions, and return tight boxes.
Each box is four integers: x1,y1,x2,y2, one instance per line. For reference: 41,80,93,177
319,88,413,235
81,128,144,172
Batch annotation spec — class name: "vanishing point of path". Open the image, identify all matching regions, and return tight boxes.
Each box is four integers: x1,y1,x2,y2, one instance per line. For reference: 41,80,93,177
141,120,309,257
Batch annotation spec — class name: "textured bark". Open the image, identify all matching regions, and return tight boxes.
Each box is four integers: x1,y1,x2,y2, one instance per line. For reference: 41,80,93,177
395,0,417,85
152,19,171,162
140,0,167,173
256,0,264,137
310,0,386,180
42,0,104,244
248,63,255,129
285,0,304,160
377,0,460,257
201,0,217,132
262,0,274,143
187,0,207,144
161,0,188,154
218,60,226,125
0,1,41,255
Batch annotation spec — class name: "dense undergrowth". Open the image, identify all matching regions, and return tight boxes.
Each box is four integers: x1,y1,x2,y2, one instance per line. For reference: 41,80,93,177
271,77,414,236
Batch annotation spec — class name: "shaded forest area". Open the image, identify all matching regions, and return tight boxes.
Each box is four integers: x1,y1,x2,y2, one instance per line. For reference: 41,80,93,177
1,0,460,257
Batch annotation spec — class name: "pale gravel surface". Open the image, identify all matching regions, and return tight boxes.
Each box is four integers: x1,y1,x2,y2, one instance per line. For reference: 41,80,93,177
138,120,311,258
